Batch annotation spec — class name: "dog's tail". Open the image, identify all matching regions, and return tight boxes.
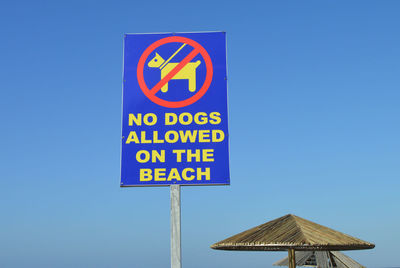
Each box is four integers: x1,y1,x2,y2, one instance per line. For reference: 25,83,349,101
194,60,201,68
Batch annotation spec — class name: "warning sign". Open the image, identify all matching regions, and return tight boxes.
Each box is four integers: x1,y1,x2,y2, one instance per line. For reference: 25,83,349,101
137,36,213,108
121,32,229,186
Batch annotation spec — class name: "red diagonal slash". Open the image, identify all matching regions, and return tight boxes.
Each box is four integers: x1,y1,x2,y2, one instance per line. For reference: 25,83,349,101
149,47,200,95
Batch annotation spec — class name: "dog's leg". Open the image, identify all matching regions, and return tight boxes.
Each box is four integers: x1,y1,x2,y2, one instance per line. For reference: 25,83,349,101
161,70,168,93
189,62,200,92
161,83,168,93
188,73,196,92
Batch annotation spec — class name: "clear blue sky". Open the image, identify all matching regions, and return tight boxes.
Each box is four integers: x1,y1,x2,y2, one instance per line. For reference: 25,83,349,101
1,1,399,267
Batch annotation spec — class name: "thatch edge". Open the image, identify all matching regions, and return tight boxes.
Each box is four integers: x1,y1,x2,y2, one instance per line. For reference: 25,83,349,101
210,243,375,251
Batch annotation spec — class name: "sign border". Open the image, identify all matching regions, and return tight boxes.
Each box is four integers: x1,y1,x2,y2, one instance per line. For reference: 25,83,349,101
121,32,230,187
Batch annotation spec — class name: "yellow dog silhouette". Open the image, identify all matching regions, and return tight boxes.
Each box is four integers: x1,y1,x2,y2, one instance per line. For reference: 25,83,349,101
148,52,201,93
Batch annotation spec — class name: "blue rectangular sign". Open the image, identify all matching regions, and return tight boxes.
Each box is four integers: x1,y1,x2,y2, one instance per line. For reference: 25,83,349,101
121,32,229,186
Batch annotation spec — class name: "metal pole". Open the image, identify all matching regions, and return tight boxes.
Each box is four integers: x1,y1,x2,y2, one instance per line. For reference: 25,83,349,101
288,249,296,268
170,185,181,268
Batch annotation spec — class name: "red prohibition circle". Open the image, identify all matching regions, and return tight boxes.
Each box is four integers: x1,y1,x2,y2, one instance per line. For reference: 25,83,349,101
137,36,213,108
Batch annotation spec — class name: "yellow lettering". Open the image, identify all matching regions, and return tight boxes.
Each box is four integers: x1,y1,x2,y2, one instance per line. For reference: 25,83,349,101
202,149,214,162
151,150,165,163
212,130,225,142
140,131,151,144
167,168,182,181
198,130,211,142
126,129,225,144
179,130,197,143
209,112,221,125
139,167,210,182
172,149,185,162
165,113,177,125
187,149,201,162
154,168,166,181
143,113,157,126
194,112,208,125
136,150,150,163
182,168,195,181
179,112,193,125
197,167,210,181
129,114,142,126
140,169,152,181
153,131,164,143
165,131,179,143
125,131,139,144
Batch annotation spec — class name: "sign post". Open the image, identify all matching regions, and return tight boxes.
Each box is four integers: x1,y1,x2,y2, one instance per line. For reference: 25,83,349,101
121,32,229,267
170,185,181,268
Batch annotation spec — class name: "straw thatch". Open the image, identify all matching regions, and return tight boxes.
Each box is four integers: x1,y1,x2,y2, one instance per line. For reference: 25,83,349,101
211,214,374,251
273,251,365,268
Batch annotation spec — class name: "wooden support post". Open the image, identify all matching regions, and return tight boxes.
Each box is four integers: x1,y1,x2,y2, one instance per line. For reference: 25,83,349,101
288,249,296,268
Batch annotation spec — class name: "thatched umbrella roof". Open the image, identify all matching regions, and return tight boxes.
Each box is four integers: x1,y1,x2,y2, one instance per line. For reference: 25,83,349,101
273,251,365,268
211,214,375,251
